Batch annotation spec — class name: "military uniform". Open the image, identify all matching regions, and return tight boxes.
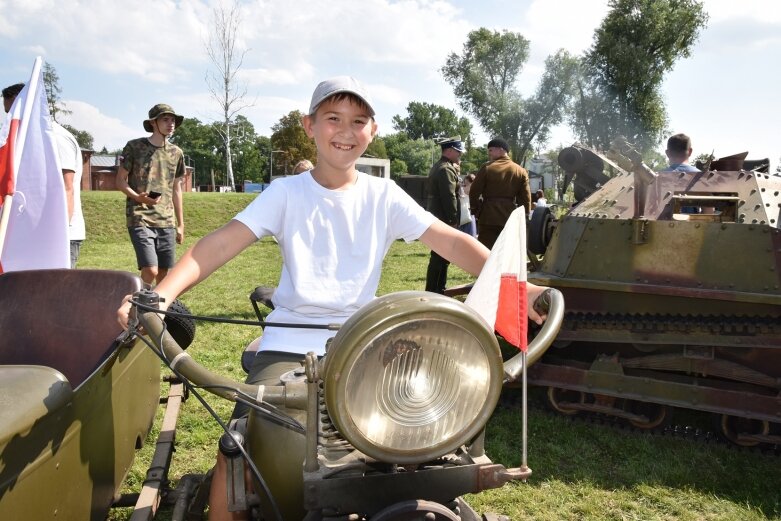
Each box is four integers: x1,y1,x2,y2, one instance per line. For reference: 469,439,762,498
425,154,461,294
426,157,461,225
469,155,531,249
120,138,185,228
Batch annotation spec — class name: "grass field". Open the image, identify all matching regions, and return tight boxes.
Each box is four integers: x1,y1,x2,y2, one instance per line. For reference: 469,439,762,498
81,191,780,521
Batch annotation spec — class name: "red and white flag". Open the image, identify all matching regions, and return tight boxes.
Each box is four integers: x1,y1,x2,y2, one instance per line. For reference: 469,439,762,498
0,57,69,273
465,207,528,351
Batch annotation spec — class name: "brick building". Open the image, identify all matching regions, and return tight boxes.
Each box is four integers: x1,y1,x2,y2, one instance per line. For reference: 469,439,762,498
85,153,194,192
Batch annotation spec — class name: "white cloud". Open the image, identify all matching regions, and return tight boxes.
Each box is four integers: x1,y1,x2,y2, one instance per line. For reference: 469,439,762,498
3,0,776,165
59,100,137,152
524,0,609,58
1,0,209,82
702,0,781,23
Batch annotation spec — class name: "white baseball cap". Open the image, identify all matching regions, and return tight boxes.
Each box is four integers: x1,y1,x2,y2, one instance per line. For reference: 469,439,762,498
308,76,375,116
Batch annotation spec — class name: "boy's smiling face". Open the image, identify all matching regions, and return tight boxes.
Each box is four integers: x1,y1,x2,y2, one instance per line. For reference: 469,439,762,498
303,95,377,175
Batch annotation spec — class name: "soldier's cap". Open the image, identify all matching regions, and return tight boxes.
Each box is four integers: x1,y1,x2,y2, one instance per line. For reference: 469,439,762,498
308,76,375,117
437,136,465,154
487,137,509,152
144,103,184,132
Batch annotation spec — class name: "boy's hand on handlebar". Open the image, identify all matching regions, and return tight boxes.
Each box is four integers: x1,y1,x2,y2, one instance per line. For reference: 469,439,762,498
527,283,548,325
117,294,135,331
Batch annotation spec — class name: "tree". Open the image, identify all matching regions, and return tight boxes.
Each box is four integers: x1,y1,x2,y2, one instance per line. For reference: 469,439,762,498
442,29,528,146
383,133,438,177
570,0,708,152
516,50,580,158
442,29,579,163
364,135,388,159
460,145,488,176
205,0,253,189
270,110,316,179
390,158,408,178
42,62,71,123
392,102,472,143
170,117,222,187
62,124,94,150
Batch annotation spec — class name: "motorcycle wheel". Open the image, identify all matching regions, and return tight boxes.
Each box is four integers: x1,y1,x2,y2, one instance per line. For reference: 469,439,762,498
372,500,460,520
164,298,196,349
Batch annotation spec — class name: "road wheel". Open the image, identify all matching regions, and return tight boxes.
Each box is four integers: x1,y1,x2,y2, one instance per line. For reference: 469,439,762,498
714,414,769,447
625,400,671,429
545,387,585,416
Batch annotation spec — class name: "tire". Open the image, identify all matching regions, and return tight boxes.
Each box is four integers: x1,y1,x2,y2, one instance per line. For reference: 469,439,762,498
528,206,553,255
164,298,196,350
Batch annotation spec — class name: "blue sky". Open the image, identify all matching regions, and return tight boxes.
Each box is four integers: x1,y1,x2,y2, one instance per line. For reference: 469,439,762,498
1,0,779,170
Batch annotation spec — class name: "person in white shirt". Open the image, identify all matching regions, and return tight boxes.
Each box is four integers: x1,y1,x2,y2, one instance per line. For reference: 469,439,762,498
117,76,550,520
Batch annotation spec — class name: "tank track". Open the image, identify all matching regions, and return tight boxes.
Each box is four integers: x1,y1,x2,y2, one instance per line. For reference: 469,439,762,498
560,311,781,340
498,389,781,456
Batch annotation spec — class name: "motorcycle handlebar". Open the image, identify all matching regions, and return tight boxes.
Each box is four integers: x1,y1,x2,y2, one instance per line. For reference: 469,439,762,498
503,288,565,382
136,304,306,409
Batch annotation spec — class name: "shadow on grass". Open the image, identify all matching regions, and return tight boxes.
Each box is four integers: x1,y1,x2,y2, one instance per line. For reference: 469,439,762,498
486,386,781,518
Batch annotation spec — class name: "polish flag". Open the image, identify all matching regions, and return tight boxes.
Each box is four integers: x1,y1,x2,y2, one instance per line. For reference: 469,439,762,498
0,57,69,273
465,207,528,351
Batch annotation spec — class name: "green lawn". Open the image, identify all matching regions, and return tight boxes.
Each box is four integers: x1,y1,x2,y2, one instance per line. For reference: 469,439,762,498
82,191,780,521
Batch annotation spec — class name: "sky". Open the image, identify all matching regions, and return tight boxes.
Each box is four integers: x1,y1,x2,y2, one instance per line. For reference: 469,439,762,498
1,0,779,171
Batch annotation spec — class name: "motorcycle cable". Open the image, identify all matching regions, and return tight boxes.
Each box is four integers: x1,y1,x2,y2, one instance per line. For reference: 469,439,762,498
130,298,308,432
129,315,285,521
131,299,342,331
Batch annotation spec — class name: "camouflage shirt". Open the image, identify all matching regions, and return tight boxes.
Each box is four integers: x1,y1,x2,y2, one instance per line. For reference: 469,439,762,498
120,138,185,227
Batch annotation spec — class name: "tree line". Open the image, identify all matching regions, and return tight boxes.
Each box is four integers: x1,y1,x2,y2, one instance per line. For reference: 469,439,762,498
44,0,710,188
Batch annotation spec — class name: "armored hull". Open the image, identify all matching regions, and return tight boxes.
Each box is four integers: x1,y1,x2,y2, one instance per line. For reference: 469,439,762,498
527,145,781,445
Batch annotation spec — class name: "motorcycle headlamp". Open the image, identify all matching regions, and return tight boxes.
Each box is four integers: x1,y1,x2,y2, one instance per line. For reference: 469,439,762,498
323,292,503,465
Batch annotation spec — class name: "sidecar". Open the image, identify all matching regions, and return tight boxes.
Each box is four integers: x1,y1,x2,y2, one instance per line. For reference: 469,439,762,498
0,269,160,520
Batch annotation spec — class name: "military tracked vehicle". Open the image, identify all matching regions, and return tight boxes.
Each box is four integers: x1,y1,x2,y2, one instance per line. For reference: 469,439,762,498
526,139,781,447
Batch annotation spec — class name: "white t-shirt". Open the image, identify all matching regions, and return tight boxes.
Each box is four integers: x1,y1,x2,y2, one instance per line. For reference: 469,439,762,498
52,123,85,241
235,171,436,356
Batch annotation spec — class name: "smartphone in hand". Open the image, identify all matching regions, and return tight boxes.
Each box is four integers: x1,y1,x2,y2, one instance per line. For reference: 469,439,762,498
148,191,162,199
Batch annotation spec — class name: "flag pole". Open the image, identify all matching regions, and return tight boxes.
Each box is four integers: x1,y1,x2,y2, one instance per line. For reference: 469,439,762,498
521,349,529,477
0,195,13,261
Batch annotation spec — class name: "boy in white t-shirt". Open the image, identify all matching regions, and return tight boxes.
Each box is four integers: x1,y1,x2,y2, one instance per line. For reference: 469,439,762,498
118,76,549,520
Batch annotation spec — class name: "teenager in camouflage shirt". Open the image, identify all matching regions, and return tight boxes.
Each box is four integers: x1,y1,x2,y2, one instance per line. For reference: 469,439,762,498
116,103,185,285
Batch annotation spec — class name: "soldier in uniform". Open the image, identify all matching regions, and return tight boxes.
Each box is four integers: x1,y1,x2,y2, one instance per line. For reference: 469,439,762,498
116,104,186,285
425,136,464,294
469,137,531,249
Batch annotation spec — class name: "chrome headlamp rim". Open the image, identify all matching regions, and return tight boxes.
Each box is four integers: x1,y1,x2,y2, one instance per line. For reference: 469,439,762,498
323,291,503,464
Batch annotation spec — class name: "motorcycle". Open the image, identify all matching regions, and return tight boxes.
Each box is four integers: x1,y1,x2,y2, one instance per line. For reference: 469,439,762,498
132,284,564,520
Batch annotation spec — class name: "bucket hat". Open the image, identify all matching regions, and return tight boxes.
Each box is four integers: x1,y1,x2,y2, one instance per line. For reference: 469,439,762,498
144,103,184,132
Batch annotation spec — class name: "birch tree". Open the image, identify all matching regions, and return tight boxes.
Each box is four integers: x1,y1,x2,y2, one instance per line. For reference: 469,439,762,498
205,0,252,190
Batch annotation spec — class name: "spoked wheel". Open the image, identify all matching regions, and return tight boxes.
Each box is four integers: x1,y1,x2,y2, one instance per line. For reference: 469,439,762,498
714,414,770,447
372,500,461,521
545,387,586,416
624,400,671,429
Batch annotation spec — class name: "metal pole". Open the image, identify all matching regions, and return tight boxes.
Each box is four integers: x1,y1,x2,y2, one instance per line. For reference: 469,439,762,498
521,349,529,476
